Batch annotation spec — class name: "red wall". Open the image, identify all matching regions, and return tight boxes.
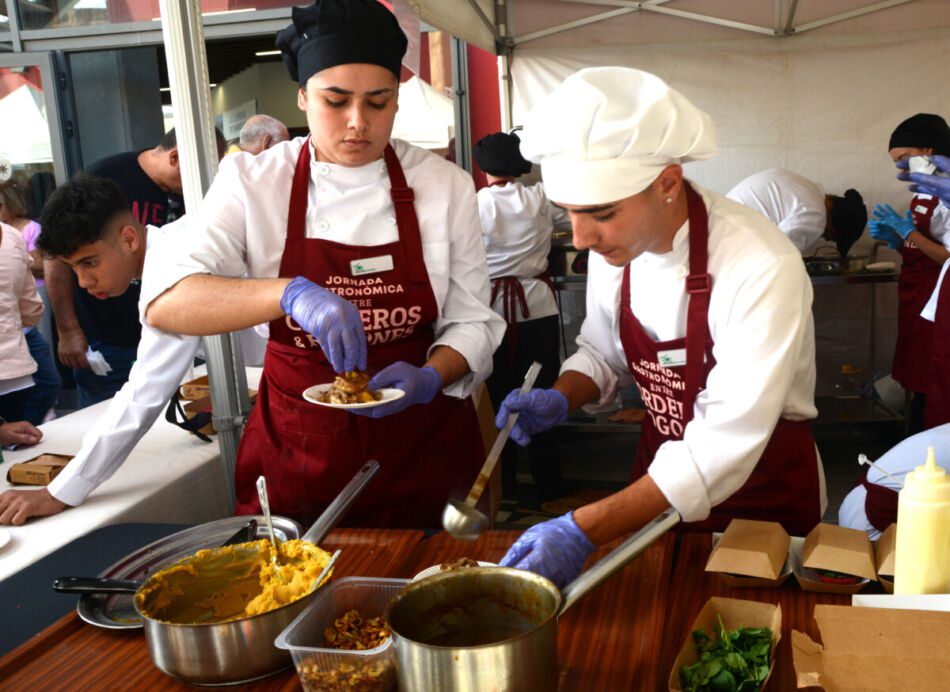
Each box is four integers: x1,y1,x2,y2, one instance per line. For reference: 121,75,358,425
466,44,501,190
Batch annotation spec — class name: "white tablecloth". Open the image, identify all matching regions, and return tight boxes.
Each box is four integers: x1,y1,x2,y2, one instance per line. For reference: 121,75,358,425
0,367,264,582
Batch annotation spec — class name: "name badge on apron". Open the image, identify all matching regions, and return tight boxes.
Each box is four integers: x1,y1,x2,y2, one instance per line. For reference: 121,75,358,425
351,255,394,277
657,348,687,368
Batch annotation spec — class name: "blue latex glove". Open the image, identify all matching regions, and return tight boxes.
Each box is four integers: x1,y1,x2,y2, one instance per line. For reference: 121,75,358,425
495,388,568,447
280,276,367,373
352,362,442,418
897,155,950,207
499,512,595,589
871,203,915,240
867,217,903,251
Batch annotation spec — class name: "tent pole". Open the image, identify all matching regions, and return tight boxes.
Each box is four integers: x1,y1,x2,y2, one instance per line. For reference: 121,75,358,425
159,0,249,514
451,36,473,173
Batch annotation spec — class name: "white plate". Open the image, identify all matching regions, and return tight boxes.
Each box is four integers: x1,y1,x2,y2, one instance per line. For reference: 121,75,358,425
413,561,497,581
0,528,10,551
302,384,405,409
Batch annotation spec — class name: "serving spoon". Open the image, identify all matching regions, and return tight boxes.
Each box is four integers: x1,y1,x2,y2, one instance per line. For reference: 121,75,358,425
443,361,542,541
256,475,285,582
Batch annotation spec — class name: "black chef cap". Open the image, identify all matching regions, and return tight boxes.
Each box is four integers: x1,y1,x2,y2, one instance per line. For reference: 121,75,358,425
474,132,533,177
829,188,867,258
888,113,950,156
276,0,407,86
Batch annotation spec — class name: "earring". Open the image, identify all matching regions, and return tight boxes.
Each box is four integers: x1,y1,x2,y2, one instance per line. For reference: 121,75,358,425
665,197,673,204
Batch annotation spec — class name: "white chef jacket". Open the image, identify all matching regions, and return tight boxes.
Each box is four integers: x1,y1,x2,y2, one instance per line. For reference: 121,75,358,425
143,137,504,399
921,257,950,322
911,192,950,250
477,181,570,321
48,219,266,506
562,184,823,523
726,169,827,255
838,423,950,540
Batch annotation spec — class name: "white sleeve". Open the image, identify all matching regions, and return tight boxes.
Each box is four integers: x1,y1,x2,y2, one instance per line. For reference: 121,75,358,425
429,176,506,398
560,253,633,405
141,159,251,325
935,202,950,252
648,254,814,522
921,259,950,322
777,208,825,254
47,322,202,506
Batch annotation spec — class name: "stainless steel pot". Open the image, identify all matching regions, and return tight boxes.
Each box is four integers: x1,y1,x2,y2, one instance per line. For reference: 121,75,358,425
56,460,379,686
385,509,680,692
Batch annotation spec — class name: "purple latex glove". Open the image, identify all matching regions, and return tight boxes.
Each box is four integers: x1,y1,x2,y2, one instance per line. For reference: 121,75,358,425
499,512,595,588
495,388,568,447
871,203,915,240
897,155,950,207
352,362,441,418
280,276,367,373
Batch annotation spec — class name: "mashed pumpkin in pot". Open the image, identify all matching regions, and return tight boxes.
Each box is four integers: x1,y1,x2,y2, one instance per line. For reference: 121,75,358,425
135,539,333,624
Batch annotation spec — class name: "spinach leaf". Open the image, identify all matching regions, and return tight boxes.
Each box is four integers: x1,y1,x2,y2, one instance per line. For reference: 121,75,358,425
678,615,773,692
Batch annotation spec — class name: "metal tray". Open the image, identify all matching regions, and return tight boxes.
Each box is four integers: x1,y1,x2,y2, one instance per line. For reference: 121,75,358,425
76,515,303,630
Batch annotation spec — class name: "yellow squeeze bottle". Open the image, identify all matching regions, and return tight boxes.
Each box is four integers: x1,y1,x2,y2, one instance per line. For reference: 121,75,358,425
894,446,950,594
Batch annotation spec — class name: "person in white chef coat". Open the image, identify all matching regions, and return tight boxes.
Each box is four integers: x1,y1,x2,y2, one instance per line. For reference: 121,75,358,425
726,168,867,257
492,67,825,588
0,175,263,525
144,0,504,528
474,131,571,501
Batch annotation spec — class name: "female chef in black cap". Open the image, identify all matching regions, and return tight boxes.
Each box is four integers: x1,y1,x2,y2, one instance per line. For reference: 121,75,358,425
870,113,950,431
145,0,504,527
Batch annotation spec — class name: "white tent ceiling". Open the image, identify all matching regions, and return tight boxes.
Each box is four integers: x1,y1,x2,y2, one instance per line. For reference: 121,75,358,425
411,0,944,53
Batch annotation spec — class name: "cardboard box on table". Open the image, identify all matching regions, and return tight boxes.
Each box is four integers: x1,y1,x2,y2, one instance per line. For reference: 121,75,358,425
6,454,74,485
792,605,950,690
178,376,257,436
705,519,792,588
791,524,877,594
874,523,896,594
669,596,782,691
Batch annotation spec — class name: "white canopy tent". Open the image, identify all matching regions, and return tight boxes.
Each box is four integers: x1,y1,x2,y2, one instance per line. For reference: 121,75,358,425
0,84,52,165
392,75,455,150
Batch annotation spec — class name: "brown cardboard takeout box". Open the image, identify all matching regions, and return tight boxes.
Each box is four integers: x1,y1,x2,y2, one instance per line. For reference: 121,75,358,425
180,375,210,401
791,523,876,594
705,518,791,588
792,605,950,691
6,454,74,485
669,596,782,692
874,523,896,594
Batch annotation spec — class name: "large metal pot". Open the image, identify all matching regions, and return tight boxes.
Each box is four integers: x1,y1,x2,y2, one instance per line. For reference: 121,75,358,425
56,460,378,685
385,509,680,692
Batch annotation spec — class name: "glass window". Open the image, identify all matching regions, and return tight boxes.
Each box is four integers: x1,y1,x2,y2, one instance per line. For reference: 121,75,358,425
16,0,299,31
0,65,56,217
0,1,10,44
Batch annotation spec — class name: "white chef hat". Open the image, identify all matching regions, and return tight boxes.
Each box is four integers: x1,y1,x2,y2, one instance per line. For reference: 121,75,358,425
519,67,717,205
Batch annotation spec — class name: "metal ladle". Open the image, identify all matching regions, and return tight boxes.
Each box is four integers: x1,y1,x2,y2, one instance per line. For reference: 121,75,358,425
443,361,542,541
256,475,284,582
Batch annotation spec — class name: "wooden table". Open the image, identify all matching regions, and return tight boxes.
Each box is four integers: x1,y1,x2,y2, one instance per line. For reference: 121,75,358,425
660,532,857,692
0,527,676,691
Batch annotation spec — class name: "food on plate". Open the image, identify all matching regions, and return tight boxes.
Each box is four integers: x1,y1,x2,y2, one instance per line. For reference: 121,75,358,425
297,658,396,692
318,370,382,405
815,568,862,585
324,609,391,650
439,557,480,572
679,616,772,692
135,539,334,624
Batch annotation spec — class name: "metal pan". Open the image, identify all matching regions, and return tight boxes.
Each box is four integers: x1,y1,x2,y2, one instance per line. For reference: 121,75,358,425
56,460,379,685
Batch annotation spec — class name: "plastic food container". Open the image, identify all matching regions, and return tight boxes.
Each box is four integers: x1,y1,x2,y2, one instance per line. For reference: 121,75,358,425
275,577,409,692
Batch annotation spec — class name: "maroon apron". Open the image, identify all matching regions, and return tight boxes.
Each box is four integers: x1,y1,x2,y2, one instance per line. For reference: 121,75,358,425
490,272,556,366
892,194,941,394
233,140,484,528
925,262,950,428
621,183,821,535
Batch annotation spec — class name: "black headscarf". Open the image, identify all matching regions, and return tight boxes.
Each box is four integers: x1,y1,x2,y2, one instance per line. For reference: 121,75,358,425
888,113,950,156
474,132,532,177
829,188,867,258
276,0,407,86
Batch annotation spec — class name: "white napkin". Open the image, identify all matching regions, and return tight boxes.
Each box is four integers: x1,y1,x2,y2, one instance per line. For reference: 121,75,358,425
86,348,114,377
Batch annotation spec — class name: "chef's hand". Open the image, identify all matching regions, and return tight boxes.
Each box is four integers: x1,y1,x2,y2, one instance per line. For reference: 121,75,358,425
0,420,42,447
495,388,568,446
500,512,595,589
280,276,367,372
897,155,950,206
868,220,903,251
871,203,915,240
0,488,68,526
352,362,442,418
